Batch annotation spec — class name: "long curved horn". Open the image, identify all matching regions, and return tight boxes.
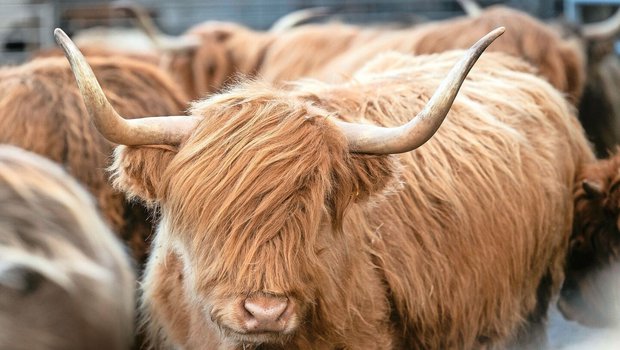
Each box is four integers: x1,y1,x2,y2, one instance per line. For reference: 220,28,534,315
112,1,200,52
54,28,200,146
334,27,505,154
581,8,620,39
456,0,482,17
270,7,331,32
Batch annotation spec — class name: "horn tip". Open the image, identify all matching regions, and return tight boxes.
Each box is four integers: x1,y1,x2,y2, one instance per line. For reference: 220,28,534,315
53,28,74,56
491,26,506,37
53,28,75,54
53,28,68,42
479,27,505,46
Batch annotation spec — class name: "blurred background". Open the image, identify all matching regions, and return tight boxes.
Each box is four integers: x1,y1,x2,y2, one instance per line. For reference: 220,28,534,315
1,0,618,64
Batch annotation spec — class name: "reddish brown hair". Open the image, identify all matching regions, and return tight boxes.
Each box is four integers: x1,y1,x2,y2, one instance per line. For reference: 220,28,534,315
113,51,593,349
0,56,187,265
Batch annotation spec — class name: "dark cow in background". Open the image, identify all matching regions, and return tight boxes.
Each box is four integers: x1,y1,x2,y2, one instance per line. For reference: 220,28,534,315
560,150,620,328
0,56,187,266
577,28,620,156
57,25,596,349
0,145,135,350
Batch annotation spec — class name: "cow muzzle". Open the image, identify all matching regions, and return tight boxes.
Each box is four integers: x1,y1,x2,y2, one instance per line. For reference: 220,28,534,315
216,293,299,341
241,294,294,333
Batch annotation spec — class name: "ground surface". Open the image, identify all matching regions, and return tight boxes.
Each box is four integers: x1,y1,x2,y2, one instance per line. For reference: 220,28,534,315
548,305,619,350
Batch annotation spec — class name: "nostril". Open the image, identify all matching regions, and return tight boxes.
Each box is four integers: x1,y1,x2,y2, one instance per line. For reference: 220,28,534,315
240,294,292,332
244,295,288,322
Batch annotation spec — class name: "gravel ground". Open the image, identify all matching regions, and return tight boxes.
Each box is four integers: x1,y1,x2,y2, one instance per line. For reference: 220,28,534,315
547,305,619,350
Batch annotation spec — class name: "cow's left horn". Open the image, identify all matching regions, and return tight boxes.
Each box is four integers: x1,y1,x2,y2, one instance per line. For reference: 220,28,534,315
581,8,620,39
54,28,200,146
334,27,504,154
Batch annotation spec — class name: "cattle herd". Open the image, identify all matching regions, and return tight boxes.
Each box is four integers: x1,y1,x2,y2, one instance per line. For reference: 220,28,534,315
1,0,620,349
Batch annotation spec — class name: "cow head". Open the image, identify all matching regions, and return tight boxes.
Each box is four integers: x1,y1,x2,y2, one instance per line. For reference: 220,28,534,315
162,22,275,100
559,152,620,327
54,27,503,348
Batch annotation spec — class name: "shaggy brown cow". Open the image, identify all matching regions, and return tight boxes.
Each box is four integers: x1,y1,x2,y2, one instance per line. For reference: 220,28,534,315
153,21,376,100
456,0,620,156
157,9,584,104
559,150,620,327
118,3,336,100
158,21,276,100
57,27,595,349
121,3,587,108
0,56,187,266
317,5,586,104
0,145,135,350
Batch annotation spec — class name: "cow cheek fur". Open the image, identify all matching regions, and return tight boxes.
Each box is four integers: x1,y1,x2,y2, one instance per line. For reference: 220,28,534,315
141,247,234,350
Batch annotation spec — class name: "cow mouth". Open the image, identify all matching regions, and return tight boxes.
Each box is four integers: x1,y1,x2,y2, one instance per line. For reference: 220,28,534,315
220,325,293,345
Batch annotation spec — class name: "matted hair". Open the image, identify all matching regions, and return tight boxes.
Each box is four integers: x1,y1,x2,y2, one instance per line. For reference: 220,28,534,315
0,56,187,265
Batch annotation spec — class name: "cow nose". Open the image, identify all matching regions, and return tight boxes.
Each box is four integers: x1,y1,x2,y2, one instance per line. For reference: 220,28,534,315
241,295,291,332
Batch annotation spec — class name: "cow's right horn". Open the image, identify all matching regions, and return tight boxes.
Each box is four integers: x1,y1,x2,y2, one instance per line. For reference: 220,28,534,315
54,28,200,146
334,27,504,154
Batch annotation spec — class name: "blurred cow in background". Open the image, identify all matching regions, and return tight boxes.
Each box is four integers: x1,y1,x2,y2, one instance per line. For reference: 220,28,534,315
560,150,620,328
118,3,333,100
123,2,586,109
0,55,187,267
0,145,135,350
457,0,620,156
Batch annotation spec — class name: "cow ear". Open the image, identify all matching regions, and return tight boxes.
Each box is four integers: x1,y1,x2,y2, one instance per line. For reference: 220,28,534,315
582,179,605,199
109,145,178,207
345,154,401,202
328,153,400,226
